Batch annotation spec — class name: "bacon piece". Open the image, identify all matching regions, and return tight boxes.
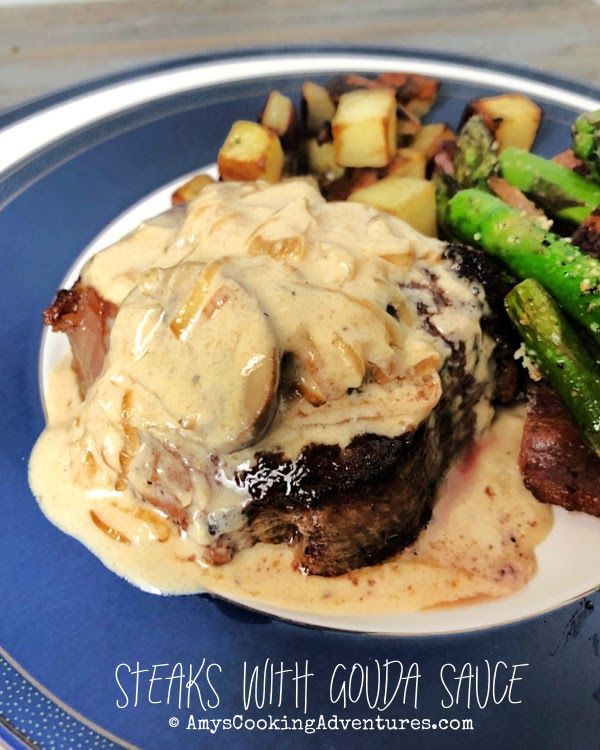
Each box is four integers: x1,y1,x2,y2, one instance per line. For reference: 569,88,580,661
44,284,117,396
433,140,457,178
551,148,586,173
488,176,545,218
520,382,600,516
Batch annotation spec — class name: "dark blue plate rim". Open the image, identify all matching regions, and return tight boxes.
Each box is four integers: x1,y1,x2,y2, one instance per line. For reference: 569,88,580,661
0,648,137,749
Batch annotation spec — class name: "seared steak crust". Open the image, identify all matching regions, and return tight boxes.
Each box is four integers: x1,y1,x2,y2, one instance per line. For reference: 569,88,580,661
442,243,523,404
44,283,117,396
520,382,600,515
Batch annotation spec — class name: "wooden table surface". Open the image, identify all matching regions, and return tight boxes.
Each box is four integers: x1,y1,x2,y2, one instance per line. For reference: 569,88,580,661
0,0,599,111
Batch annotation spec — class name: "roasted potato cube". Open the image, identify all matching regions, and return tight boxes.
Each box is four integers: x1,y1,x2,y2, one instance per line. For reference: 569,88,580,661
171,173,214,205
260,90,297,145
465,94,542,151
301,81,336,133
386,148,426,179
348,176,437,236
411,123,455,161
332,88,397,168
306,138,345,178
218,120,284,182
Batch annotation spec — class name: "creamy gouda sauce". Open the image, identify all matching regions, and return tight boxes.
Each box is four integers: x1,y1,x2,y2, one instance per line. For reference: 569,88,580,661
29,180,552,612
31,363,551,610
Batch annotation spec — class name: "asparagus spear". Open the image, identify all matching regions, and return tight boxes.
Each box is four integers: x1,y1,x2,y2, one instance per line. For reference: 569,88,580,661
505,279,600,456
452,115,499,188
572,110,600,182
499,147,600,224
434,115,497,228
445,189,600,344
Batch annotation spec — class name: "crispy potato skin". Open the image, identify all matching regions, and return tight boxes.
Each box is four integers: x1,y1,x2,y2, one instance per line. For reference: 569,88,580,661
260,90,298,149
171,174,214,206
218,120,285,182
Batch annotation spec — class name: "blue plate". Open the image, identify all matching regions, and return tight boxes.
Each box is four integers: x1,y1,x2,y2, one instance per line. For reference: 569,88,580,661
1,46,599,750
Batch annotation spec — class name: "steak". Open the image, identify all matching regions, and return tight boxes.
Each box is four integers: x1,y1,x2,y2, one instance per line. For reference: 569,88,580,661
441,243,523,405
520,381,600,516
210,244,517,575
